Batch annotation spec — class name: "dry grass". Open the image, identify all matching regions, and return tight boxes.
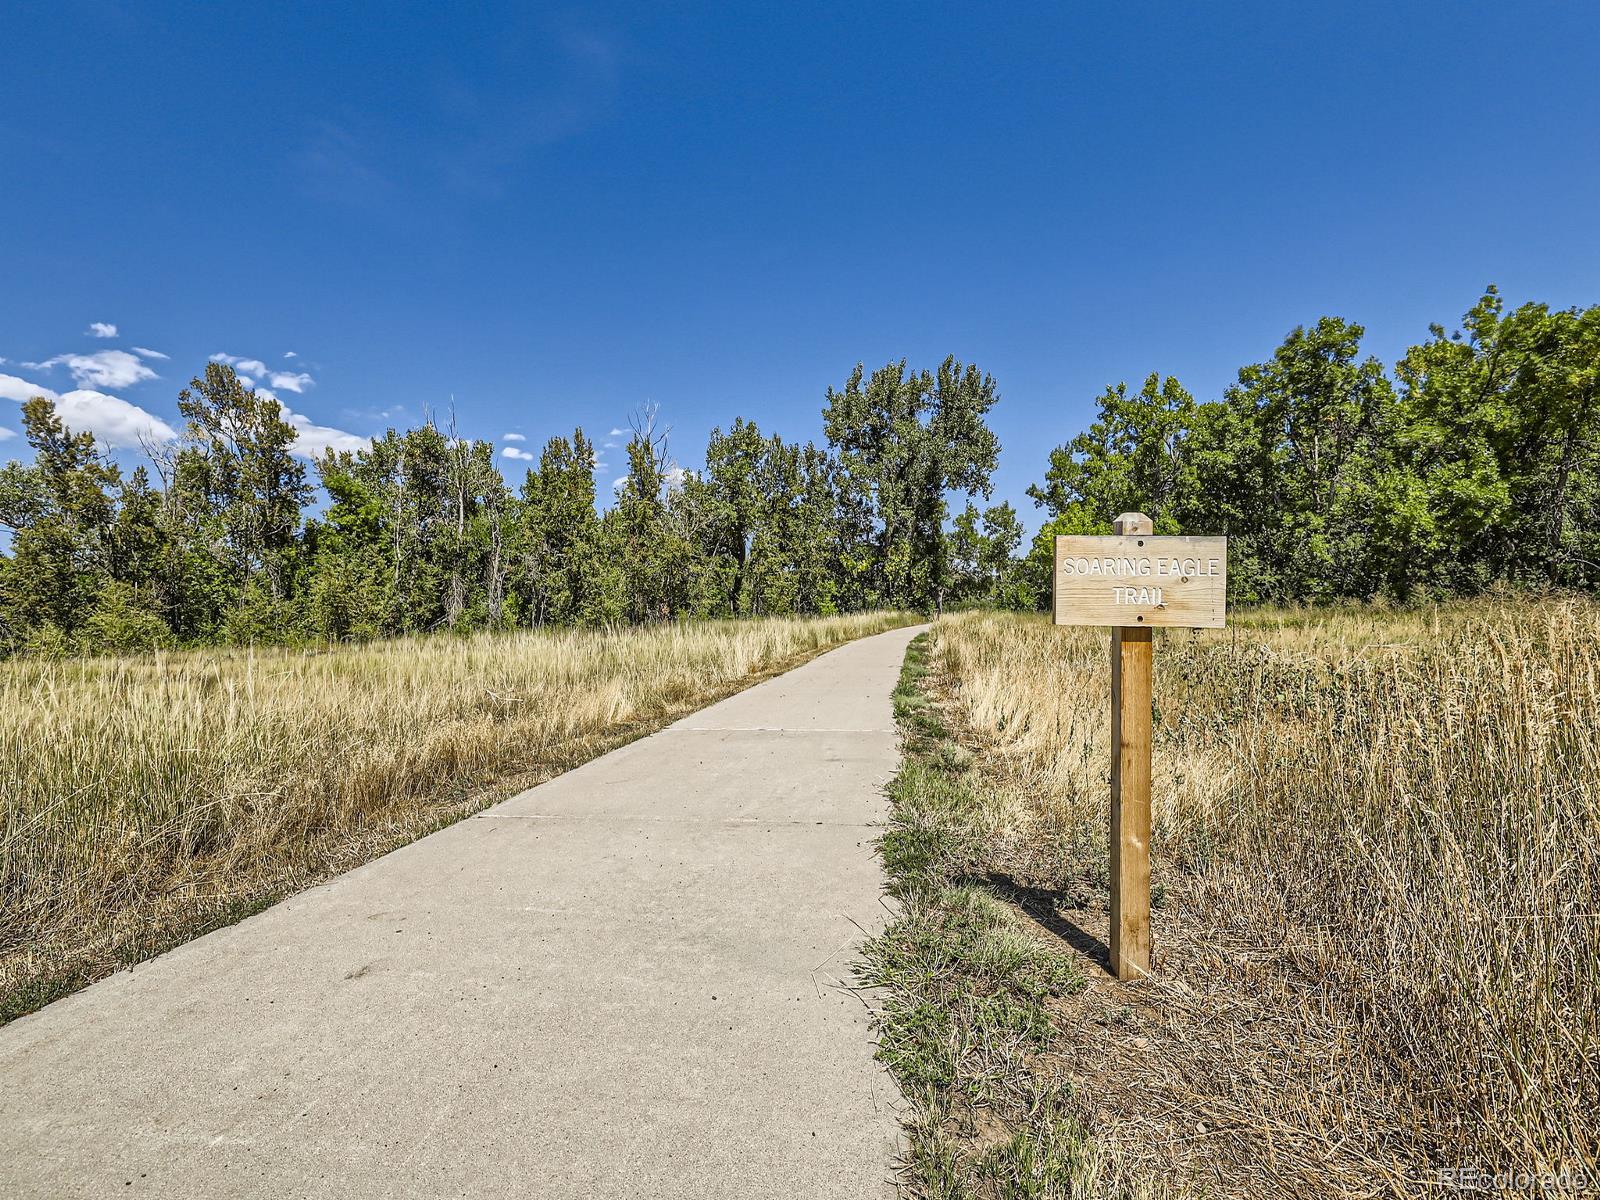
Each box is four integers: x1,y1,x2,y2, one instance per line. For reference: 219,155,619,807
0,612,914,1021
883,600,1600,1196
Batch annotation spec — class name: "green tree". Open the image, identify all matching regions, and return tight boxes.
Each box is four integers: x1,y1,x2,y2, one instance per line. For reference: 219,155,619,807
1391,289,1600,592
979,502,1027,608
744,437,844,615
787,442,847,615
822,357,1000,609
515,429,603,626
299,417,509,638
1183,319,1395,601
950,501,1027,608
170,364,310,627
610,410,693,622
107,467,167,594
1028,374,1195,535
0,396,122,641
1023,375,1193,603
947,502,985,604
698,418,767,615
302,448,398,639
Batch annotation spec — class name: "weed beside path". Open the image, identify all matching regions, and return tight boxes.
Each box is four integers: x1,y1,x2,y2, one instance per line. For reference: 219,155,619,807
861,634,1100,1197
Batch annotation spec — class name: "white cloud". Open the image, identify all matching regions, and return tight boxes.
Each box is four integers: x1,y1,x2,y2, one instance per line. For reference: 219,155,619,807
612,475,629,492
210,353,270,378
132,346,169,360
5,371,179,447
25,350,157,391
86,322,118,338
502,432,527,442
0,373,55,404
501,446,535,461
269,371,313,393
284,350,299,358
0,427,15,441
283,408,367,458
609,427,625,436
54,390,178,448
214,354,313,394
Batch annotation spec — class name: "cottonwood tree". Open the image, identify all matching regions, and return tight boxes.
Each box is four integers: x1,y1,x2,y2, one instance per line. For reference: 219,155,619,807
305,420,511,637
169,364,310,635
746,438,843,615
1022,374,1194,601
609,408,692,622
306,439,406,639
1025,327,1399,603
950,500,1028,608
698,418,768,615
1028,374,1195,535
0,396,122,641
514,429,602,626
822,357,1000,610
680,422,848,617
1391,289,1600,592
1187,317,1396,601
1022,293,1600,603
979,502,1026,607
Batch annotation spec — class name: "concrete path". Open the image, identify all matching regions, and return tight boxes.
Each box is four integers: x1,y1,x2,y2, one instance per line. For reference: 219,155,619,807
0,624,923,1199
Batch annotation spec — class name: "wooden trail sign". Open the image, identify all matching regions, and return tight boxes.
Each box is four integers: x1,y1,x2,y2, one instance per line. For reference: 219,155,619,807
1052,534,1227,628
1052,513,1229,981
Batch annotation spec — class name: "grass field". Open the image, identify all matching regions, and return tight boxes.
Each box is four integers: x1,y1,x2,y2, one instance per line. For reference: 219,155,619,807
0,612,914,1022
865,601,1599,1197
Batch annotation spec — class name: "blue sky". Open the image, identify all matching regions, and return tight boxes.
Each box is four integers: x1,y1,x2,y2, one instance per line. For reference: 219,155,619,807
3,2,1597,524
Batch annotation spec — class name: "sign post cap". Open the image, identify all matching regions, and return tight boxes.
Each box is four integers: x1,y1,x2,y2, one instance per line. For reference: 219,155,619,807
1113,512,1154,535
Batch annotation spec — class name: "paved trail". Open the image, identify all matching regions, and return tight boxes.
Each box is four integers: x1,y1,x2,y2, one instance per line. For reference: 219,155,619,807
0,625,924,1199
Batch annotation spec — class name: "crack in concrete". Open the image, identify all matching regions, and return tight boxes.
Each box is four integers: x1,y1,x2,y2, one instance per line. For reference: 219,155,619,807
479,813,884,828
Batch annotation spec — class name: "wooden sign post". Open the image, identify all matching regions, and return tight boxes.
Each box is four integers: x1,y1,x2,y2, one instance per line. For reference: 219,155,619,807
1052,513,1227,980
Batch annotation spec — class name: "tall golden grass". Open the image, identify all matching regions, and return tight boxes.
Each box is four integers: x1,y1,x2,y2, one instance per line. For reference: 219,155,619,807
1,612,912,1019
934,601,1599,1182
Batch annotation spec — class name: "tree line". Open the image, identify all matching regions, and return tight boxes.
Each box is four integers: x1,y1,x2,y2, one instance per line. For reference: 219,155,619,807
0,357,1015,653
1023,287,1600,602
3,286,1597,654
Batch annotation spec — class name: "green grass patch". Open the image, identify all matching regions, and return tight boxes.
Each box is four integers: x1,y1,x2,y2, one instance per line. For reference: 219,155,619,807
861,630,1093,1197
